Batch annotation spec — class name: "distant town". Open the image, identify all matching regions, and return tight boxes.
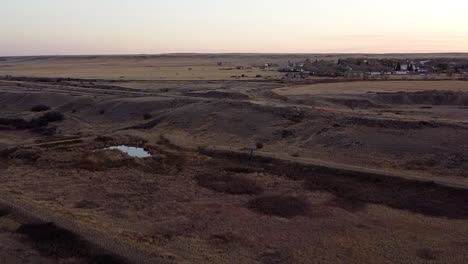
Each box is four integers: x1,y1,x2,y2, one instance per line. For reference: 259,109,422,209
279,58,468,80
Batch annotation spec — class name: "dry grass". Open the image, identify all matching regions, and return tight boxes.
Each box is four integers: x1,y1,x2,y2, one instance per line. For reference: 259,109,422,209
0,208,10,218
304,170,468,218
274,80,468,96
196,173,263,195
0,56,282,80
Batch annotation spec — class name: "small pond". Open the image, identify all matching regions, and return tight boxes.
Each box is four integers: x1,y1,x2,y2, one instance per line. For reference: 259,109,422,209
107,145,152,158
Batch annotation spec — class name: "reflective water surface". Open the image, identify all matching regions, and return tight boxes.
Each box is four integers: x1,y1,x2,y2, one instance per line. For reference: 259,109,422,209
107,145,152,158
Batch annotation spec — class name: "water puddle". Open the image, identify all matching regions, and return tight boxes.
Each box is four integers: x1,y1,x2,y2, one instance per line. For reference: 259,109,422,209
107,145,152,158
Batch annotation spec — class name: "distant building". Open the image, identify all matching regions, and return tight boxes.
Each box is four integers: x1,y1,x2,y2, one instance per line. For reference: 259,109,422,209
369,72,382,76
286,72,309,79
345,71,365,78
280,66,301,72
420,60,431,65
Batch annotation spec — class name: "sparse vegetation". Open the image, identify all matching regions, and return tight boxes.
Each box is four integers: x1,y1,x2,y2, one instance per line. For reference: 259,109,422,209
196,173,263,195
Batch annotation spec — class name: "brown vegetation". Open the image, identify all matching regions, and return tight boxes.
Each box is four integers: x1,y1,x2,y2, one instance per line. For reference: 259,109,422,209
304,170,468,218
16,222,129,263
196,173,263,195
31,104,51,112
0,208,10,218
246,195,309,218
0,111,64,129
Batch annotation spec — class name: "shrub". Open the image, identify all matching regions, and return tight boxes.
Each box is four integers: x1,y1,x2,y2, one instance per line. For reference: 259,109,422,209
0,147,17,158
196,173,263,195
0,208,10,218
417,248,438,260
40,111,64,123
303,169,468,218
143,113,152,120
32,126,58,136
0,117,25,128
0,111,63,129
246,195,309,218
94,136,114,142
31,105,51,112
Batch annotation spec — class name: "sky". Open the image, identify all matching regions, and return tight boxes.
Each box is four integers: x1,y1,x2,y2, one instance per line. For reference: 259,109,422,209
1,0,468,56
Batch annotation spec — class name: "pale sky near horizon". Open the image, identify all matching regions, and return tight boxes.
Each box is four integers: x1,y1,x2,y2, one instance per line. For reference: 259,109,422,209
1,0,468,56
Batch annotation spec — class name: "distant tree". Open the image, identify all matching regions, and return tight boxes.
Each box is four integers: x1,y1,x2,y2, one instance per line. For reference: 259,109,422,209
395,63,402,71
437,63,449,71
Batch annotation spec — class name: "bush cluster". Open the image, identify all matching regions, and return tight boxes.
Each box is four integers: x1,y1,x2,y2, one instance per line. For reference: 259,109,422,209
31,105,51,112
0,111,64,129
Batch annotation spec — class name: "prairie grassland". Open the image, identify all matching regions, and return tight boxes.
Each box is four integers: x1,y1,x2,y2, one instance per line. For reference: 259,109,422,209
274,80,468,95
0,55,282,80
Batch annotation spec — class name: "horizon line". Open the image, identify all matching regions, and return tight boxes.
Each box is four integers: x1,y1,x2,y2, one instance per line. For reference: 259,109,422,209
2,52,468,58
